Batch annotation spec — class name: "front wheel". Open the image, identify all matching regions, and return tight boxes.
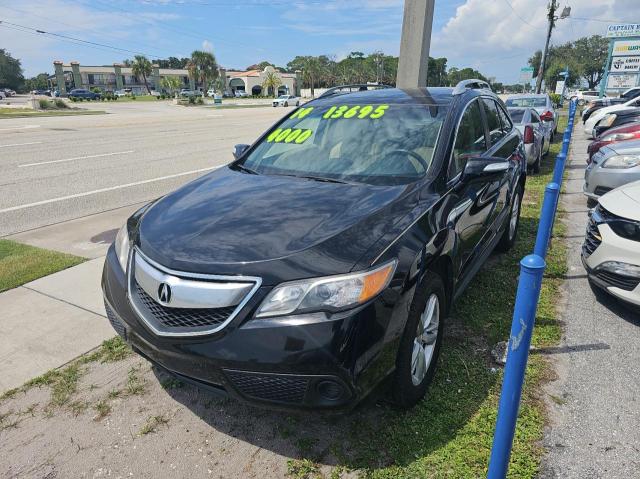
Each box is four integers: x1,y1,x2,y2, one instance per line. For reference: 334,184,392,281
532,148,541,174
392,274,446,408
496,186,522,252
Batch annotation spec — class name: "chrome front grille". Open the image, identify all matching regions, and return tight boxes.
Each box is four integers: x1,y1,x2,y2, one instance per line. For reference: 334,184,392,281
127,248,261,337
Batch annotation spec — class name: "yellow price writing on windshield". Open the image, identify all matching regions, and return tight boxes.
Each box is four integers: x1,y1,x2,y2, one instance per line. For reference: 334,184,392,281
266,128,313,144
322,104,389,120
290,107,314,120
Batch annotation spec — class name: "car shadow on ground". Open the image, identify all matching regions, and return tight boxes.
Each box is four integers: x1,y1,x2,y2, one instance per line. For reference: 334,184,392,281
588,281,640,327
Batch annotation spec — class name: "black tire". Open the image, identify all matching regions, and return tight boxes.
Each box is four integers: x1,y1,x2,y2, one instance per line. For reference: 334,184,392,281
284,101,288,107
391,273,446,409
496,186,523,252
296,101,300,106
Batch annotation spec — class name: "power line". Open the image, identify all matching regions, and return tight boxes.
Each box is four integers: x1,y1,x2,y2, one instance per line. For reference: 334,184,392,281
0,19,165,58
502,0,545,30
570,16,640,24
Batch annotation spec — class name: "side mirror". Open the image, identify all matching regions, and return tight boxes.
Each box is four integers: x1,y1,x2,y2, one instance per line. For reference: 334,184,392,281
462,157,510,182
233,144,250,160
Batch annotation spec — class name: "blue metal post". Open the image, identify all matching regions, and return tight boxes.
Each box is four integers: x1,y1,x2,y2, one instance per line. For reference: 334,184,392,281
487,255,546,479
533,183,560,258
552,153,566,186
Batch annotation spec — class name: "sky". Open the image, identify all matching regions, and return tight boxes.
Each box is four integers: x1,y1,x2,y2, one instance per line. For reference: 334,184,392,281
0,0,636,83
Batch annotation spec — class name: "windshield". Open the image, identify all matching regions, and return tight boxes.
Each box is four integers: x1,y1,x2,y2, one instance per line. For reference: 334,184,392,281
506,97,547,108
508,108,526,123
239,103,445,185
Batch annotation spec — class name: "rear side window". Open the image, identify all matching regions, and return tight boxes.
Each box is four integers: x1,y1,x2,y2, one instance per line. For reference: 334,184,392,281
497,103,513,136
450,99,487,178
530,110,540,123
508,109,526,123
482,98,505,145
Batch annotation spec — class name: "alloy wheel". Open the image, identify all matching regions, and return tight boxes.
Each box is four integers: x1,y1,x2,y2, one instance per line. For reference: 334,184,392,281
411,293,440,385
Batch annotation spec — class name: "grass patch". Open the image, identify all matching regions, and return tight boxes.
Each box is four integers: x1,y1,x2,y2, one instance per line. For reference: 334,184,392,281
93,400,112,421
0,107,105,119
139,414,169,435
312,114,571,478
125,366,146,396
0,240,85,293
286,458,321,479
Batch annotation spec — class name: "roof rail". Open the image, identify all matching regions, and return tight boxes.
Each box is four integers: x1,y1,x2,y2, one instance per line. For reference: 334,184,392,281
452,79,492,95
317,84,392,99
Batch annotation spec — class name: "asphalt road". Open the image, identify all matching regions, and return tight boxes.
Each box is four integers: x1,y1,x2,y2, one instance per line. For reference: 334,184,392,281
0,101,286,236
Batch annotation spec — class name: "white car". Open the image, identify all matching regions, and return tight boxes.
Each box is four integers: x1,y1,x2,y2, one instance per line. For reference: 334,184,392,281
571,90,605,106
584,96,640,137
207,89,216,97
582,180,640,307
114,89,130,97
272,95,300,107
234,91,249,98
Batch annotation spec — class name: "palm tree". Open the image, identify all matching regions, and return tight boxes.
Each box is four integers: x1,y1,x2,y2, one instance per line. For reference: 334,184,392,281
131,55,153,94
190,50,218,95
161,76,181,98
299,56,321,97
262,70,283,98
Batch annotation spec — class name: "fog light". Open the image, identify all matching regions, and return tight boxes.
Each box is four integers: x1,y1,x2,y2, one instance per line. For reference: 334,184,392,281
316,380,345,401
598,261,640,278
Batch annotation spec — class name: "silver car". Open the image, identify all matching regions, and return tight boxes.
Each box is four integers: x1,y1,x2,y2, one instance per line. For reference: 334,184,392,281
508,107,551,173
584,139,640,206
505,94,557,136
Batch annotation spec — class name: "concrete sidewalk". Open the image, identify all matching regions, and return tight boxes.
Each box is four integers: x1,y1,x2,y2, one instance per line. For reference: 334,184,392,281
0,257,114,392
540,128,640,477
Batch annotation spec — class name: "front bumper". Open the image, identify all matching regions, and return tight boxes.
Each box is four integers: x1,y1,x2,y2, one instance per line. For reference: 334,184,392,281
583,162,640,199
582,222,640,306
101,246,405,410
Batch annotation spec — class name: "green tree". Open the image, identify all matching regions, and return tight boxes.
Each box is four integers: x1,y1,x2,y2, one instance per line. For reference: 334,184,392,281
573,35,609,89
427,57,448,86
0,49,25,91
446,67,487,86
24,73,49,92
131,55,153,94
160,76,182,98
190,50,219,95
247,61,274,71
262,70,283,97
287,56,323,96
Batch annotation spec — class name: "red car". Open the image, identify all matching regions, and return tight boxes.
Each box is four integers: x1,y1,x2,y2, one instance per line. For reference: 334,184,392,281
587,123,640,163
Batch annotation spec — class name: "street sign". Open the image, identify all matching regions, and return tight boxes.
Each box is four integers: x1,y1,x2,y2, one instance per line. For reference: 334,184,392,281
607,23,640,38
519,67,534,83
555,80,565,95
607,74,639,90
612,39,640,57
611,56,640,72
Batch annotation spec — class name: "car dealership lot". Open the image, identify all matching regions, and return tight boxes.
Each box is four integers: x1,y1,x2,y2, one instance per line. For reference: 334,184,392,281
0,101,285,237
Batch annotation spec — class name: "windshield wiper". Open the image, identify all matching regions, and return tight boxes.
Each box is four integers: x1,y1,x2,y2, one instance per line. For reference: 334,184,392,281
275,173,348,184
231,163,259,175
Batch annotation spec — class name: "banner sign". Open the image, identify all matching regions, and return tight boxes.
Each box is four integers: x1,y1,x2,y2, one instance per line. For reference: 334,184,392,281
607,24,640,38
611,56,640,72
607,74,639,90
554,80,565,95
519,67,534,83
612,40,640,57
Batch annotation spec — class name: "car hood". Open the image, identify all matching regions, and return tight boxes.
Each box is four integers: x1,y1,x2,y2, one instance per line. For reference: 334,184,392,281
137,167,417,284
599,180,640,222
609,138,640,155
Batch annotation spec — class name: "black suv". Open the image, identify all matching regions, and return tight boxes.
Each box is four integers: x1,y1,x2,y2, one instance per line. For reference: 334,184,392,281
102,80,526,410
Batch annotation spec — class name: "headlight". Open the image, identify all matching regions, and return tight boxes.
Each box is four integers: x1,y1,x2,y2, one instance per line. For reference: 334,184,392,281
114,224,131,272
607,220,640,241
600,114,617,127
601,132,635,142
256,260,397,318
602,154,640,169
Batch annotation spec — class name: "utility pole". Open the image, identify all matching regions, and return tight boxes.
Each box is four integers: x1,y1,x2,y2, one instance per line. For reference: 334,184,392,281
396,0,436,88
535,2,570,94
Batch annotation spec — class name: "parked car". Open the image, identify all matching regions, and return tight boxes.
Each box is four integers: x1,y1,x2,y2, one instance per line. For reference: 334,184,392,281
582,181,640,308
0,91,6,100
31,89,51,96
571,90,604,106
587,123,640,163
272,95,300,107
102,80,526,411
508,107,551,173
584,96,640,137
584,139,640,205
68,88,100,100
206,89,216,97
149,90,161,97
1,88,15,97
234,90,249,98
592,109,640,138
505,94,557,135
179,89,202,98
581,87,640,122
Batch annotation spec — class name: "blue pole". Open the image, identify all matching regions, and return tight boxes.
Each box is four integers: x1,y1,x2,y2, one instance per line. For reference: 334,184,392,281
487,255,546,479
533,183,560,258
552,153,566,186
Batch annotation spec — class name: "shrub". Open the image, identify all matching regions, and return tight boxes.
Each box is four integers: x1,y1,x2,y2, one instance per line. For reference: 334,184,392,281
188,96,196,104
196,96,204,105
131,94,136,100
70,96,78,102
90,87,101,94
549,93,562,107
38,99,51,110
54,99,68,109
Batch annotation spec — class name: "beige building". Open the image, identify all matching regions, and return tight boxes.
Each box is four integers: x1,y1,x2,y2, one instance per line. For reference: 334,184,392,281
226,66,300,96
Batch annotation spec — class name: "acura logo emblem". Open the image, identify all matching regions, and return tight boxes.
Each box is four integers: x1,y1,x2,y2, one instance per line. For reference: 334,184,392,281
158,283,172,304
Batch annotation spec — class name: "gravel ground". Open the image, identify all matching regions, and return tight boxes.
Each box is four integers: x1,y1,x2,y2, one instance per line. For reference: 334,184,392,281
540,128,640,478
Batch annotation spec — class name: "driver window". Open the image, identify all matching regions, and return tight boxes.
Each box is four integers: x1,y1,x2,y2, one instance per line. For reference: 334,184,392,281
449,100,486,179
